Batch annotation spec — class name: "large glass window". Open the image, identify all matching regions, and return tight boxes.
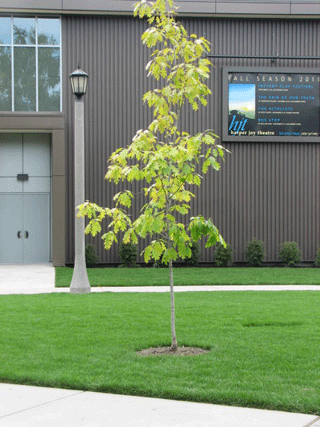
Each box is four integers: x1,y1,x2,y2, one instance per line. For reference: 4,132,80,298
0,46,11,110
13,17,36,45
38,47,60,111
0,16,61,112
14,47,36,111
0,17,11,44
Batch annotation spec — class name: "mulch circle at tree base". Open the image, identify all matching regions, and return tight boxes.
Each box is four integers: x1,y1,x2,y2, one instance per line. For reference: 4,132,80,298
137,346,210,356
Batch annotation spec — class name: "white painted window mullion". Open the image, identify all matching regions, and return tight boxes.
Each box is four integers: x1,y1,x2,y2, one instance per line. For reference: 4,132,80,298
11,16,14,112
35,16,39,112
60,15,62,112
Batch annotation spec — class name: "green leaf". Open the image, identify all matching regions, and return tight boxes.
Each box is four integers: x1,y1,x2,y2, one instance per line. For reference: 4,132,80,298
143,245,153,264
101,231,117,250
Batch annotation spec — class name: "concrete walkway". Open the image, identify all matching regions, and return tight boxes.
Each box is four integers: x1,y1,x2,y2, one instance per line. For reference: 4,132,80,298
1,264,320,426
0,264,56,295
1,264,320,295
0,383,319,427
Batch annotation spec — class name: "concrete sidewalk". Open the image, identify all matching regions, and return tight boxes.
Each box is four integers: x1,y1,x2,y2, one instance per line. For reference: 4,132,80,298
1,264,320,295
0,383,319,427
0,264,56,295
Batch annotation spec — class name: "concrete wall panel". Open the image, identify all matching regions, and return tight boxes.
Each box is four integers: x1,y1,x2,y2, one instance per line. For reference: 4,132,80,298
216,2,291,14
2,0,320,16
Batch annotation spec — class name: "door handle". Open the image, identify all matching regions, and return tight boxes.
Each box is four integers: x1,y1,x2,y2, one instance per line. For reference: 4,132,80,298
17,231,29,238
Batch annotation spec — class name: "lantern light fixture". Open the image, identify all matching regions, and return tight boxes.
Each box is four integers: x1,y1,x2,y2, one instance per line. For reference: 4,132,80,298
69,67,89,98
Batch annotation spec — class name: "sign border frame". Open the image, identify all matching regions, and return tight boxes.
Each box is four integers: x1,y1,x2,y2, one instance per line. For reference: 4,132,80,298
222,66,320,143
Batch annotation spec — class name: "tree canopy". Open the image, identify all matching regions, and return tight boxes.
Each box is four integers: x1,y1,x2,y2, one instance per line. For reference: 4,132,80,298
78,0,228,350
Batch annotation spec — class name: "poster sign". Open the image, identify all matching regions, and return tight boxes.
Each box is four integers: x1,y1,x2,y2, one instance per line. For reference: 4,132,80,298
222,67,320,142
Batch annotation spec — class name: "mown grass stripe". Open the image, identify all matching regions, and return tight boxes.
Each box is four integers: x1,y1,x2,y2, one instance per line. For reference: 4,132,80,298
56,267,320,287
0,291,319,415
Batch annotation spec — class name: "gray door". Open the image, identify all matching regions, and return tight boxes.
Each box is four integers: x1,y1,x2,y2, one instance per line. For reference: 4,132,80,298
0,134,51,264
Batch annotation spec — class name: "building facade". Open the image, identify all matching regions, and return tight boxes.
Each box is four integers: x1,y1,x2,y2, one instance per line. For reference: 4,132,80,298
0,0,320,265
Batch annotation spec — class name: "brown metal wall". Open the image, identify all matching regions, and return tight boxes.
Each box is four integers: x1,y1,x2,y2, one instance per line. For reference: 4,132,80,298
63,15,320,264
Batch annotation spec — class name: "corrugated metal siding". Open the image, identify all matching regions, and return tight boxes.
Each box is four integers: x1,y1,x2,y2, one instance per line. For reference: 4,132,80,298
200,142,320,262
63,15,320,264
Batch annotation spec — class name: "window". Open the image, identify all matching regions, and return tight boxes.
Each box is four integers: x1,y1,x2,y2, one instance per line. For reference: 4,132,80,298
0,16,61,112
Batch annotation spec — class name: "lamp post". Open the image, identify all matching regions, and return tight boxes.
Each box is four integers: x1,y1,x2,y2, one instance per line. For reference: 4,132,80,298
69,67,91,294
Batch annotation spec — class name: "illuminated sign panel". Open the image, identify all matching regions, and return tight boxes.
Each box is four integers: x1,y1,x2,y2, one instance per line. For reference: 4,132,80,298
222,67,320,142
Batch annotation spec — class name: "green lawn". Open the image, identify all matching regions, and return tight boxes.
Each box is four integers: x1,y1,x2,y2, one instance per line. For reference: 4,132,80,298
56,266,320,287
1,291,320,414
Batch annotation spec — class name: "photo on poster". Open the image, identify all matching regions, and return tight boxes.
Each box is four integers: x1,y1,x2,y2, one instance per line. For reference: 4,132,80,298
228,83,256,135
229,84,256,119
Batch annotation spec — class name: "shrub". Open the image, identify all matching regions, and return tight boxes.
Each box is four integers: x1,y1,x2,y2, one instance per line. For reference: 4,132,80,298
185,241,200,266
119,242,138,267
279,241,301,267
215,243,233,267
85,244,98,268
245,238,265,267
314,248,320,267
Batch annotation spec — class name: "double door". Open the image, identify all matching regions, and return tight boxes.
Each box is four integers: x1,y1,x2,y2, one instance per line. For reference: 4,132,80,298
0,134,51,264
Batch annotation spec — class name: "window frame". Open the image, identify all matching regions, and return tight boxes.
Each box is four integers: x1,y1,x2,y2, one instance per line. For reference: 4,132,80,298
0,15,62,112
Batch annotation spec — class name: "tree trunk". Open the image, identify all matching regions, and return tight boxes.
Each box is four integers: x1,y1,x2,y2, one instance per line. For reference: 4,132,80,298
169,259,178,350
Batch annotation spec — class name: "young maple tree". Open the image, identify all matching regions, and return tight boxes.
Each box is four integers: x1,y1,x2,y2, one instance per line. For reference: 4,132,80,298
78,0,227,350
